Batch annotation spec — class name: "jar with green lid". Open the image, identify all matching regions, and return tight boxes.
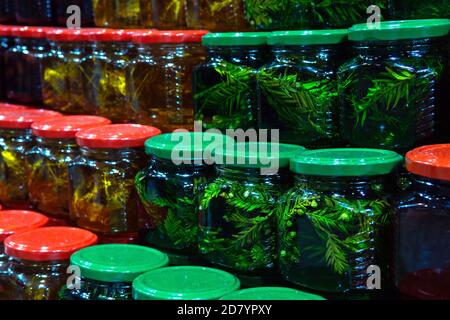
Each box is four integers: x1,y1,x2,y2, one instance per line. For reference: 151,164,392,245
390,0,450,20
194,32,270,131
133,266,240,300
186,0,248,31
259,30,348,148
151,0,186,29
135,132,231,265
199,142,304,285
26,116,111,222
338,19,450,152
220,286,325,300
278,148,402,293
0,109,62,209
59,244,169,300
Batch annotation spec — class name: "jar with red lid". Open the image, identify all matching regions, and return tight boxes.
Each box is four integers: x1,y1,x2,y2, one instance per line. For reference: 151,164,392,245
151,0,186,29
0,103,29,112
0,26,12,101
56,0,95,27
43,28,102,114
0,0,15,24
0,210,48,300
395,144,450,300
81,29,135,123
26,116,111,223
4,226,97,300
5,26,51,105
0,109,62,209
69,124,161,244
14,0,56,26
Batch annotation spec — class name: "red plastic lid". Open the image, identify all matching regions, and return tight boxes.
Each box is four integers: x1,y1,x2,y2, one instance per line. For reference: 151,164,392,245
406,144,450,181
155,30,210,43
94,29,135,42
4,227,98,261
132,30,160,44
0,210,49,242
0,25,11,37
46,28,107,42
76,124,161,149
32,115,112,139
10,26,53,39
0,103,29,112
0,109,63,129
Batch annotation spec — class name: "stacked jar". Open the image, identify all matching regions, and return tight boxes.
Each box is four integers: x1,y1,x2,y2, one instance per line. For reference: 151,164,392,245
338,19,450,153
56,0,95,27
194,32,269,131
278,148,402,294
69,124,161,244
260,30,348,148
0,109,62,209
14,0,56,26
26,116,111,226
93,0,150,28
0,25,11,100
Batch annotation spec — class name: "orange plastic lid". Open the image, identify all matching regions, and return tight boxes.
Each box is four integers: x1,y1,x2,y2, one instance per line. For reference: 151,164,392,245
76,124,161,149
0,109,62,129
406,144,450,181
0,210,49,242
32,115,111,139
4,227,98,261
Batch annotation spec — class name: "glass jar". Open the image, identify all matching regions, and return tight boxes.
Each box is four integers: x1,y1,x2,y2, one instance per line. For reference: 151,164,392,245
0,109,62,209
135,132,230,265
338,20,450,152
395,144,450,300
390,0,450,20
5,26,50,105
95,0,144,28
151,0,186,29
0,26,12,101
133,266,240,300
259,30,347,148
14,0,56,26
186,0,248,31
26,116,111,222
0,0,15,24
43,28,101,115
0,210,48,300
59,244,168,300
198,142,304,285
82,29,135,123
69,124,161,244
220,286,325,300
194,32,269,131
4,226,97,300
278,148,402,294
56,0,95,27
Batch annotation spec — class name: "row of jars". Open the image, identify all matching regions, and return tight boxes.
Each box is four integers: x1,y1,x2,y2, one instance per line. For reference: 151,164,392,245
1,107,448,298
0,26,207,132
1,1,449,30
194,19,450,153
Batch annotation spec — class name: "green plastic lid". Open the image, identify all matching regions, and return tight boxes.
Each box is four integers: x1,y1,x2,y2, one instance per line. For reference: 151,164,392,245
216,142,305,170
290,148,403,177
349,19,450,42
145,132,233,162
268,29,348,46
70,244,169,283
202,32,270,46
220,287,326,300
132,266,240,300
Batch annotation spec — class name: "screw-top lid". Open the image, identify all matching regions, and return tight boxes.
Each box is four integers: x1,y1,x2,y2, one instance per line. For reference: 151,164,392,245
131,29,160,44
0,25,11,37
349,19,450,42
4,227,97,261
9,26,53,39
0,210,48,242
70,244,169,283
32,115,111,139
93,28,135,42
268,29,348,46
133,266,240,300
216,142,305,170
155,30,209,43
144,132,233,162
202,32,270,46
0,109,62,129
46,27,107,42
290,148,403,177
76,124,161,149
220,287,326,300
406,144,450,181
0,103,29,112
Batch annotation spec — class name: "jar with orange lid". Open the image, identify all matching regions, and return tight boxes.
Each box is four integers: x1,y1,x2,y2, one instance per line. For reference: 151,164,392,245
0,109,62,209
0,210,48,300
43,28,103,114
4,226,97,300
151,0,186,29
5,26,51,105
0,0,15,24
395,144,450,300
69,124,161,244
56,0,95,27
0,26,12,101
15,0,56,26
26,116,111,224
